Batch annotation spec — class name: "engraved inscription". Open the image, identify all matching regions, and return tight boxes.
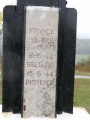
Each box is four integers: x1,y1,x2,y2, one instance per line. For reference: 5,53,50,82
23,6,59,118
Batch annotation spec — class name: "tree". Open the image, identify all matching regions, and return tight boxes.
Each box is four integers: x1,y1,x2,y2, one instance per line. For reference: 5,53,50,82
0,12,3,27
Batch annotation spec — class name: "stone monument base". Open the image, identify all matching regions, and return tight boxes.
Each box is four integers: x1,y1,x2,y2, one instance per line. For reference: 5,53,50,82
0,105,90,120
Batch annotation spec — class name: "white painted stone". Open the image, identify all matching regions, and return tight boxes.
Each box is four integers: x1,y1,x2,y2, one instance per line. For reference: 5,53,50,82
23,6,59,118
0,105,90,120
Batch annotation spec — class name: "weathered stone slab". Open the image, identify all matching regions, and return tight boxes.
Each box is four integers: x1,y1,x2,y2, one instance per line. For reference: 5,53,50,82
22,6,59,118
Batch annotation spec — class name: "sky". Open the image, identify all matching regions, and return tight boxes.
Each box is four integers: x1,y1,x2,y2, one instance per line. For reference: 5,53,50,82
67,0,90,39
0,0,90,39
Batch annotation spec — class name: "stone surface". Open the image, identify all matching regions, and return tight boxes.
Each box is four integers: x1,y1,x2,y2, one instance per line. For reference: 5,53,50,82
22,6,59,118
1,105,90,120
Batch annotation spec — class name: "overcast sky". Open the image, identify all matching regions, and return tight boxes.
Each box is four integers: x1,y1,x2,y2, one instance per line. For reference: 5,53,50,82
0,0,90,39
67,0,90,39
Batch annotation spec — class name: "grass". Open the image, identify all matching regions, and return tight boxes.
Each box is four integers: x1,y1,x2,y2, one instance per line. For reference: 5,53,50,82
75,56,90,76
74,78,90,114
75,70,90,76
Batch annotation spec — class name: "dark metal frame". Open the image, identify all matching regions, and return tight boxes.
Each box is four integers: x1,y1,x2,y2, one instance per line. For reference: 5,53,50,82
2,0,77,115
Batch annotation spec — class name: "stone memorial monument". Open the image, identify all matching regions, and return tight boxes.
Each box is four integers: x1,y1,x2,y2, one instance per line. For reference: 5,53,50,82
22,6,59,118
2,0,77,119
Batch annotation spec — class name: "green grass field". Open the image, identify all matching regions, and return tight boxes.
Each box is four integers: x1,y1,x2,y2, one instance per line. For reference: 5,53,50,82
74,78,90,114
0,75,90,114
75,71,90,76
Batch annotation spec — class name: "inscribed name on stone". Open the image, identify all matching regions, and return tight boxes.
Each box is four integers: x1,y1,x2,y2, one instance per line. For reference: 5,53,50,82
23,6,59,118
